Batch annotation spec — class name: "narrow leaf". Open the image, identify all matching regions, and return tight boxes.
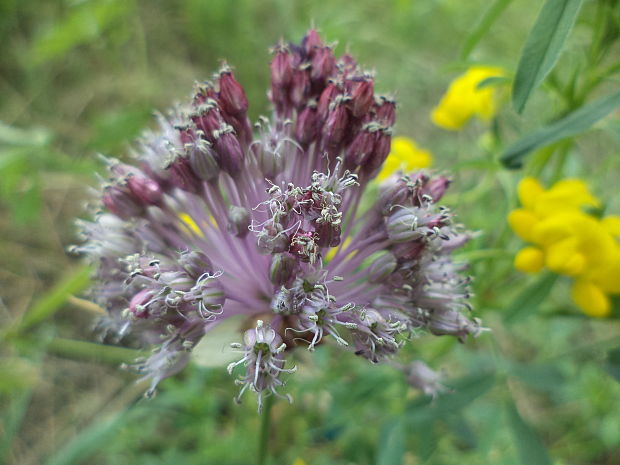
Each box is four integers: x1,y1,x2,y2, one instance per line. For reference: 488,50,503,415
501,91,620,168
506,401,553,465
503,273,557,324
461,0,514,60
377,417,405,465
5,266,91,337
512,0,583,113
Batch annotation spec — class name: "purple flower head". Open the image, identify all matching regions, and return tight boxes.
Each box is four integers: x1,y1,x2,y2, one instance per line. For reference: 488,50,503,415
75,30,480,409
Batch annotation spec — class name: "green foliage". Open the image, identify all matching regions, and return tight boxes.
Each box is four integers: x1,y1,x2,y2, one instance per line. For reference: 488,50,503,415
502,91,620,168
512,0,583,113
506,400,553,465
1,1,619,464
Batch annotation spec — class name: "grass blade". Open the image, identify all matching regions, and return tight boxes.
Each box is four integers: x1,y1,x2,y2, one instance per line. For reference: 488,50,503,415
461,0,513,60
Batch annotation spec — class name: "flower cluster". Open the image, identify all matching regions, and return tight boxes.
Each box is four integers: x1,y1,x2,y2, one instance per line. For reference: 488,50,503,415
509,176,620,317
75,30,478,408
431,66,505,130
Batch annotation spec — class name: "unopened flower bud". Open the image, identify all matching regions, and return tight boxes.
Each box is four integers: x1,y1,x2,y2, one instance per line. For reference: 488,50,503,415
213,131,244,177
376,96,396,126
345,127,376,166
295,104,320,146
429,310,481,342
311,46,336,83
269,253,298,286
302,29,323,56
127,173,162,205
347,77,374,118
227,205,251,238
168,155,202,193
368,251,397,283
103,185,144,219
271,46,294,88
322,100,349,147
179,250,213,279
364,130,391,175
188,140,220,182
405,361,445,397
423,176,451,202
218,70,249,116
317,82,340,119
290,68,311,108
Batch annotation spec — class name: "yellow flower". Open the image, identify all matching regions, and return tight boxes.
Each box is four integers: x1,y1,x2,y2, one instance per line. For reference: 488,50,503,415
431,66,505,130
571,280,611,318
377,136,432,181
514,246,544,273
292,459,307,465
509,176,619,318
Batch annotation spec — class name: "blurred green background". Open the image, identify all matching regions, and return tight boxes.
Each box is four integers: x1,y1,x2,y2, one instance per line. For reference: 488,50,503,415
1,0,620,464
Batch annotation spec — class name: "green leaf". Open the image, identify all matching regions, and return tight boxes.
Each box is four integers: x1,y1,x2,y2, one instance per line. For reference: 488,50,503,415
4,266,91,338
506,401,553,465
604,347,620,383
503,273,557,324
512,0,583,113
501,91,620,168
460,0,514,60
477,75,511,90
377,417,405,465
29,0,132,64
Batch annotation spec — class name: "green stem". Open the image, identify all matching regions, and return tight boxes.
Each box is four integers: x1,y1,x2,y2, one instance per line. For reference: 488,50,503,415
258,395,275,465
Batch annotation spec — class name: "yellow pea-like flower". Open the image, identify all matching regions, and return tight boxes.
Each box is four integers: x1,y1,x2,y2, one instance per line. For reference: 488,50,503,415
508,208,539,242
377,136,432,181
514,246,544,273
571,280,611,318
517,176,544,210
431,66,505,131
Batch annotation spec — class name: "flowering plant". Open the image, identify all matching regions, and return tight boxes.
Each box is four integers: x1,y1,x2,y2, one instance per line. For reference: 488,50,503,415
509,176,620,317
75,30,479,410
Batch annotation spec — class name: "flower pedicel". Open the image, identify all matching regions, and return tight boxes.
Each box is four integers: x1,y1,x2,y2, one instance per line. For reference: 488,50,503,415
74,30,481,410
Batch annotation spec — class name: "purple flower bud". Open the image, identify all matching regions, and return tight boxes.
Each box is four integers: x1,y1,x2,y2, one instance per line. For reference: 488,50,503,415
270,46,294,88
127,173,162,205
188,140,220,182
269,253,298,286
311,46,336,84
322,100,349,147
368,251,397,283
422,176,451,202
347,77,374,118
302,29,323,56
317,82,340,119
290,68,311,108
376,96,396,126
213,131,244,177
102,185,144,219
218,69,249,116
391,241,425,261
429,309,481,342
178,250,213,279
364,130,391,175
295,103,320,146
345,126,376,166
227,205,251,238
168,155,202,193
191,105,225,136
